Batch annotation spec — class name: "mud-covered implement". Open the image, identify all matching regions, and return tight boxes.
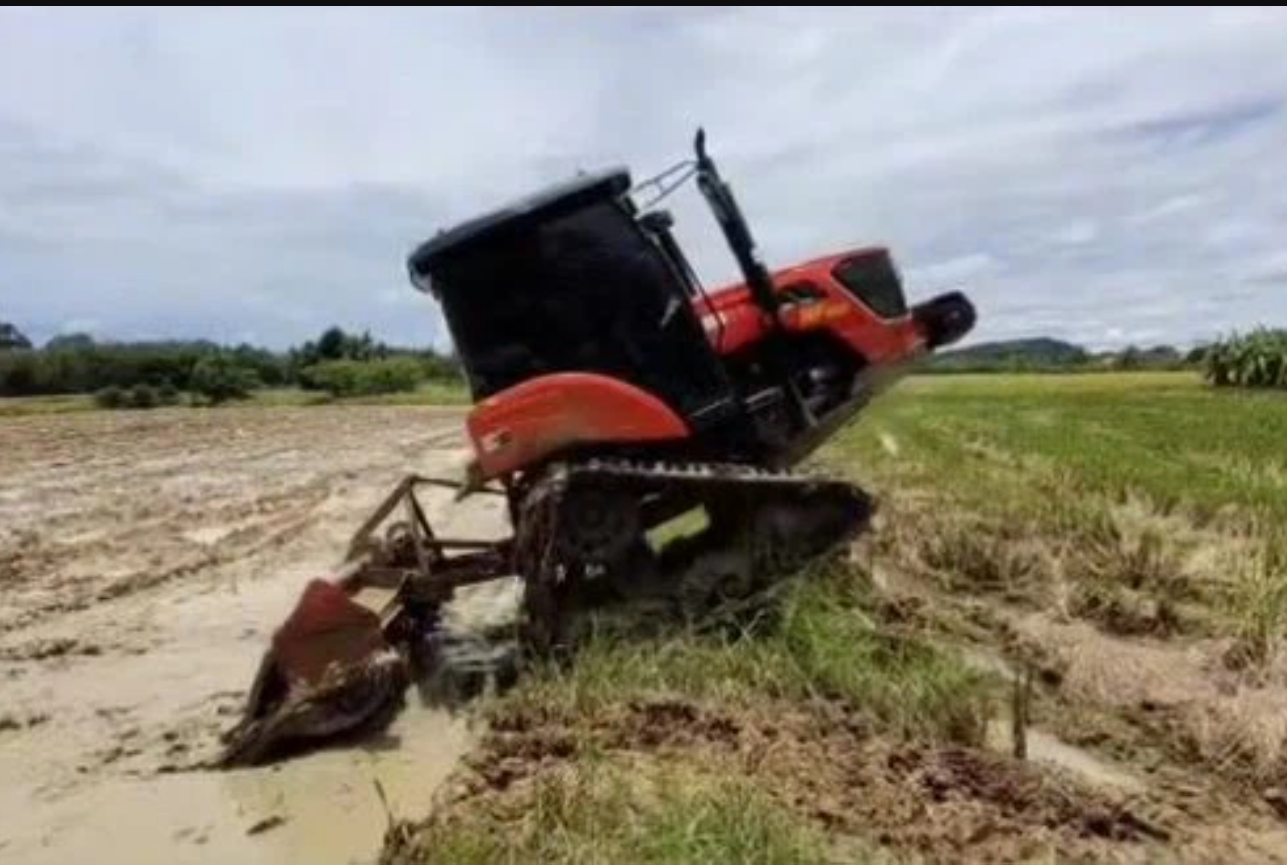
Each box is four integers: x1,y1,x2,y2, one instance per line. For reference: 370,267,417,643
218,475,512,767
222,129,974,765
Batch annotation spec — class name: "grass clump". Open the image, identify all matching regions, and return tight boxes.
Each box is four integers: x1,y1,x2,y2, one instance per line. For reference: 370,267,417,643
504,562,993,747
392,761,835,865
1226,532,1287,668
774,573,992,743
1060,508,1192,636
907,514,1043,598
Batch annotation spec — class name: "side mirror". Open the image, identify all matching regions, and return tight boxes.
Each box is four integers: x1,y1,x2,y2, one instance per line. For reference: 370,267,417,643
638,209,674,234
407,263,435,296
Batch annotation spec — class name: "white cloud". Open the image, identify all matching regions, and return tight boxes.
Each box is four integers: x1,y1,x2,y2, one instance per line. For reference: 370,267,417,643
1049,220,1100,246
0,7,1285,350
1239,250,1287,285
1129,194,1205,225
904,254,999,289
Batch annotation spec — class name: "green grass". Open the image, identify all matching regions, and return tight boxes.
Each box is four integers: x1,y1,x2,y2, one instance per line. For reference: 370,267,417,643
394,561,992,862
505,564,993,746
409,761,839,865
249,380,470,407
827,371,1287,643
837,372,1287,522
347,379,470,405
0,393,96,417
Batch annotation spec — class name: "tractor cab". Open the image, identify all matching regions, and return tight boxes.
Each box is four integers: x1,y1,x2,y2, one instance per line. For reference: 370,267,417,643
407,163,750,443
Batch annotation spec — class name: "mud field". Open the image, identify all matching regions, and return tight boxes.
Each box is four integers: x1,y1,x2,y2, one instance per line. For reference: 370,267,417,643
0,405,515,865
7,375,1287,865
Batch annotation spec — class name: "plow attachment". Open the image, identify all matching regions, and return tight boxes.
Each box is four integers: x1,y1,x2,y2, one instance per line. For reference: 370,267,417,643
217,475,513,768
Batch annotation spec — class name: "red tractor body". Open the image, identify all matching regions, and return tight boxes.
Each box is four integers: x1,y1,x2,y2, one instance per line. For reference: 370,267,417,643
697,247,934,367
462,236,972,483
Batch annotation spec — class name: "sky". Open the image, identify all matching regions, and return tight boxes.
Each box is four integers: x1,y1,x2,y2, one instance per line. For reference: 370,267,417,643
2,6,1286,352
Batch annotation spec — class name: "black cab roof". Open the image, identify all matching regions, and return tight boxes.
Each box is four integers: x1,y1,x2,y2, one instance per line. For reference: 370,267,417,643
407,167,632,278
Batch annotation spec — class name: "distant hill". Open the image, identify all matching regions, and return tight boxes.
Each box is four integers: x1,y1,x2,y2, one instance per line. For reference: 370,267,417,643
1085,344,1184,368
925,337,1089,371
921,337,1198,373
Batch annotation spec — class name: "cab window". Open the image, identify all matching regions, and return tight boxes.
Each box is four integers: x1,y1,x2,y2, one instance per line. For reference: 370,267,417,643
831,253,907,319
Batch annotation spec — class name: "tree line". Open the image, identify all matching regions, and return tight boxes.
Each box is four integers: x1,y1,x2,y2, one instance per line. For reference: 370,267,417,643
0,321,462,405
921,337,1209,374
922,329,1287,391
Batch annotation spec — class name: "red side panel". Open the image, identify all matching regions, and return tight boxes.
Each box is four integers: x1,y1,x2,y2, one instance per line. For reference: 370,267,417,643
692,285,769,355
466,373,690,479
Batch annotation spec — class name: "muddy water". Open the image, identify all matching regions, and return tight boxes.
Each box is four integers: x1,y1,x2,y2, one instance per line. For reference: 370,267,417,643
0,708,474,865
0,409,519,865
954,646,1149,795
983,722,1148,795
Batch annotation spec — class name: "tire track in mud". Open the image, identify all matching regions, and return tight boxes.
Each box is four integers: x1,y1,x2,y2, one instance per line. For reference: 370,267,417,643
0,410,465,635
0,477,335,634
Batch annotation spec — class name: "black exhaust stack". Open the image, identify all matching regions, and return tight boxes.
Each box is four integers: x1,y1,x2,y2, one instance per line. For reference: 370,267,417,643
692,128,813,429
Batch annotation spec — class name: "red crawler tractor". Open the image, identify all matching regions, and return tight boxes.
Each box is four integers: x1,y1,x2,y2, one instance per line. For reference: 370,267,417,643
219,130,975,766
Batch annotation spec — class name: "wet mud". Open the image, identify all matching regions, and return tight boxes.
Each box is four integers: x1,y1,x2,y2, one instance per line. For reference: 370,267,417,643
0,405,517,865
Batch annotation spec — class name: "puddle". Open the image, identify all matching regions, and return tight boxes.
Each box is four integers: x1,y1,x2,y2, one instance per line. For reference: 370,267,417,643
985,720,1147,795
2,705,472,865
956,641,1149,795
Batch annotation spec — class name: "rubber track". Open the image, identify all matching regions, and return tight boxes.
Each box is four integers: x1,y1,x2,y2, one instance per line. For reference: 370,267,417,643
511,455,874,647
555,455,872,503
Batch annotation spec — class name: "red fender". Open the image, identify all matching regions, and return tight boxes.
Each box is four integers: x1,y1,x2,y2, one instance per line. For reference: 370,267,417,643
466,373,690,479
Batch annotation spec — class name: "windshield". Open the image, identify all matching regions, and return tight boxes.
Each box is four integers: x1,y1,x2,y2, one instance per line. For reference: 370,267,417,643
831,252,908,319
